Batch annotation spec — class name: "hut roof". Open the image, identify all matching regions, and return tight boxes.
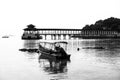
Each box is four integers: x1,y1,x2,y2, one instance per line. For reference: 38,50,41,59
23,24,38,31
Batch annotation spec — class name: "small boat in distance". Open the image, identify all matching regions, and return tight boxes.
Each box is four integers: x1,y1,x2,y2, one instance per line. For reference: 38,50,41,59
2,35,9,38
37,41,70,60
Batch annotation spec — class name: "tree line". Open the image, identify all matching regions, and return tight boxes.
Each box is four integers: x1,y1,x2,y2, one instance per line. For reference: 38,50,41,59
82,17,120,31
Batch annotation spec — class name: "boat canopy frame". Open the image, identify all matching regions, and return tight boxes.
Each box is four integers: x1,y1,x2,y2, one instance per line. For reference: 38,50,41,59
38,41,68,51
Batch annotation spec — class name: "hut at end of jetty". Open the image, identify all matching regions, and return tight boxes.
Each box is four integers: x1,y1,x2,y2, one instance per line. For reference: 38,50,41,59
22,24,42,40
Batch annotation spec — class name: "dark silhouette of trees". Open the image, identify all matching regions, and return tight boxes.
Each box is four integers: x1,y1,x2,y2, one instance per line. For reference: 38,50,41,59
82,17,120,31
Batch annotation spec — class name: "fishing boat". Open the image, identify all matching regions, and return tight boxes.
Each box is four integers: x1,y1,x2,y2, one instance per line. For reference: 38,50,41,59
37,41,70,60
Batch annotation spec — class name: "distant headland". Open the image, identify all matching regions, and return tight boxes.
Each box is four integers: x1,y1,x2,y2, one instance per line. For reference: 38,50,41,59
79,17,120,39
82,17,120,31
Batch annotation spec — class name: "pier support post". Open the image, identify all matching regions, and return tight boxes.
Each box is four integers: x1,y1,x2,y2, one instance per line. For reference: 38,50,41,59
58,35,61,40
69,35,71,40
51,35,53,40
45,35,47,40
53,35,56,40
63,35,66,40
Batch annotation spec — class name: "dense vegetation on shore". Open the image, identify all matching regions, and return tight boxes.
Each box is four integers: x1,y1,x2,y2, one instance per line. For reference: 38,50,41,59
82,17,120,31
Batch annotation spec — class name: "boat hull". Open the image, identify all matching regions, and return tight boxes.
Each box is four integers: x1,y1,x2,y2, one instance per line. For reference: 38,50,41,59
39,51,70,61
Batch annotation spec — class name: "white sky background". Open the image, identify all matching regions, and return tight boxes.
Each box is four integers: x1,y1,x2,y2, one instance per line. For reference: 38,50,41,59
0,0,120,36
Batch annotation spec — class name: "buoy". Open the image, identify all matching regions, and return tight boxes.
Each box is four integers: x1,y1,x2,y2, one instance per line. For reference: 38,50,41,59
77,48,80,51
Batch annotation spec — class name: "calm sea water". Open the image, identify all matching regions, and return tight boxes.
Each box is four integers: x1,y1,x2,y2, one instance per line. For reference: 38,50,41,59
1,36,120,80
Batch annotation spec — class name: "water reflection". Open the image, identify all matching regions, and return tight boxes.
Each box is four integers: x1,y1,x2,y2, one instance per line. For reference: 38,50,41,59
79,39,120,67
81,39,120,52
19,40,39,53
20,39,120,80
23,40,39,49
38,55,70,74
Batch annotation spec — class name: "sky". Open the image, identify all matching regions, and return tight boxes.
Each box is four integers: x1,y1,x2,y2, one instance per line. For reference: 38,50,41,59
0,0,120,36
